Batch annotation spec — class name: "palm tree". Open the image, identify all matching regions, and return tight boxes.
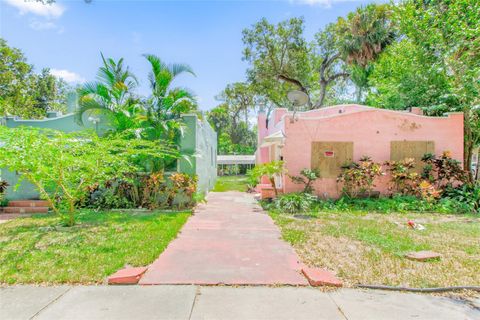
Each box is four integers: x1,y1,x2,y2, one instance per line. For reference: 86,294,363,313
142,54,197,141
336,4,396,102
75,53,140,132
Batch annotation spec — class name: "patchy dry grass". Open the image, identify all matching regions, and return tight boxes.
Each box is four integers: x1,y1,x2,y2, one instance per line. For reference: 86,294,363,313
0,209,190,284
271,211,480,291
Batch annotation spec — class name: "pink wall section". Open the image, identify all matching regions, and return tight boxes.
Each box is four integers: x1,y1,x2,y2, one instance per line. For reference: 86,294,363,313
256,105,464,198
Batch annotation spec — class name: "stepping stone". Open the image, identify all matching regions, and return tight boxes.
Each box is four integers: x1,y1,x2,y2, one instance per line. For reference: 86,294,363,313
108,267,147,285
405,251,441,261
302,267,342,287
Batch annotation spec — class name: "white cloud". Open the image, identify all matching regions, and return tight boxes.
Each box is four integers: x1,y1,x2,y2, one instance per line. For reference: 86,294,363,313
29,19,56,30
5,0,65,18
29,19,65,33
290,0,361,7
50,69,85,84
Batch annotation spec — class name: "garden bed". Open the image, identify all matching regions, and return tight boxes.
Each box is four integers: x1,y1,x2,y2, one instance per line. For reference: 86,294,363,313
0,209,190,284
270,210,480,295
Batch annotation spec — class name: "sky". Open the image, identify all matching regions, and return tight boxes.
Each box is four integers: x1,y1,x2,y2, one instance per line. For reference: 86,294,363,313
1,0,378,111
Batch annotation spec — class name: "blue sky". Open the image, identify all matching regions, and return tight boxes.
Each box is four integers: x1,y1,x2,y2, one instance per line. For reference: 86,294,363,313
1,0,377,110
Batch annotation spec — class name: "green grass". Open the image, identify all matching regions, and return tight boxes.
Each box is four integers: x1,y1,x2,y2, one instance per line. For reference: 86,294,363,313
212,175,249,192
0,209,190,284
270,210,480,289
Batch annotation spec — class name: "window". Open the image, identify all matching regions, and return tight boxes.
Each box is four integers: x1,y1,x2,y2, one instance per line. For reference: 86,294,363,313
311,141,353,178
390,140,435,171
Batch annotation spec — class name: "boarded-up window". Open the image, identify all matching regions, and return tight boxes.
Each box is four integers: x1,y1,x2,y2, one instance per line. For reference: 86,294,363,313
311,142,354,178
390,141,435,171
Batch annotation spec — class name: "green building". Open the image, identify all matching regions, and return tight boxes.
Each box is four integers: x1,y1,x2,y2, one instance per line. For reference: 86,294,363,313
1,111,217,200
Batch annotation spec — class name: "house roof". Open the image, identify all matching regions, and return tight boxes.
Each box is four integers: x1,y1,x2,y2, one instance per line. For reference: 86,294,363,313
217,155,255,165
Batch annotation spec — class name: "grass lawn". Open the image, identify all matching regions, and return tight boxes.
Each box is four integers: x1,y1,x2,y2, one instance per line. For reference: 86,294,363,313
213,175,249,192
270,211,480,290
0,209,190,284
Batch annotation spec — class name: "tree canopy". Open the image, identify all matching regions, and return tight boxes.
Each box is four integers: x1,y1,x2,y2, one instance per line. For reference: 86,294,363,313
0,38,69,119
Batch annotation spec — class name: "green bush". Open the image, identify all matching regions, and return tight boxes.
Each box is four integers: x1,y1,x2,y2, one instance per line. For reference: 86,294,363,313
274,192,317,213
86,172,198,210
0,180,8,206
442,183,480,213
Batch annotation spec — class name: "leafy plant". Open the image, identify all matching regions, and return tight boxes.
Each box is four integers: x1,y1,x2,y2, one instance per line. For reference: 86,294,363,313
0,180,9,205
421,151,468,190
443,183,480,213
384,158,419,195
289,168,320,194
86,172,198,210
275,192,317,214
338,156,384,197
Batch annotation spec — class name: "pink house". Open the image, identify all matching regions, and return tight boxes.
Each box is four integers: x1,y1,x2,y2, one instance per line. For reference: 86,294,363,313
256,105,464,198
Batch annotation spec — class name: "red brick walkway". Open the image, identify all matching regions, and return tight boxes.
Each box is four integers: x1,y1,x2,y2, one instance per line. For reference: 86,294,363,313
139,191,308,285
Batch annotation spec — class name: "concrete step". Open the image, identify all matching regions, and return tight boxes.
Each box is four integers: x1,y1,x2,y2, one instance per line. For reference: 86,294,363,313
2,207,49,214
7,200,50,208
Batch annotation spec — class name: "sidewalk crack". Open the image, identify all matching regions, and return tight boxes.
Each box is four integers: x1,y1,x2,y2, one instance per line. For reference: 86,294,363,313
30,286,72,319
188,286,201,320
327,292,348,320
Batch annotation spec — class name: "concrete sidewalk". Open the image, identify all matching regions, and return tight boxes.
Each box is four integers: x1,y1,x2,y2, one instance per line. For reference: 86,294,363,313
1,285,478,320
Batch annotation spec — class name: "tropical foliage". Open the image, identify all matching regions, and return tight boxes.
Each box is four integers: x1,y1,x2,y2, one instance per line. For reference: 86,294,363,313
251,161,284,196
337,157,384,197
76,53,197,142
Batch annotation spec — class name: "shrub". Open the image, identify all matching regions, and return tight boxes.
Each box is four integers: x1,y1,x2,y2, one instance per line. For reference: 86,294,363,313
338,156,384,197
421,151,468,190
0,180,9,206
289,168,320,194
251,161,285,196
385,158,419,195
443,183,480,213
246,168,260,191
86,172,198,210
274,192,317,213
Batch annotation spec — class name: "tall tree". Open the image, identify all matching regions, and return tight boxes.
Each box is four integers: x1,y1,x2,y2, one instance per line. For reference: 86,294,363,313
242,18,314,108
335,3,396,102
142,54,197,141
242,18,353,109
207,83,257,154
0,39,67,118
394,0,480,176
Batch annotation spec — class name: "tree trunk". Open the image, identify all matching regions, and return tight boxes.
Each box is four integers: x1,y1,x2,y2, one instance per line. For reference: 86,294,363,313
269,177,278,196
355,85,363,104
464,111,474,182
475,148,480,181
314,81,328,109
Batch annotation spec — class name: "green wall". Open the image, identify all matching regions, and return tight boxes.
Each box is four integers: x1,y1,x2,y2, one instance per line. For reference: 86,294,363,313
1,113,217,200
178,114,217,194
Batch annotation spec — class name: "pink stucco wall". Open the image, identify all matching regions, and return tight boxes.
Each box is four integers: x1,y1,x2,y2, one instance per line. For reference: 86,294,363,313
256,105,464,198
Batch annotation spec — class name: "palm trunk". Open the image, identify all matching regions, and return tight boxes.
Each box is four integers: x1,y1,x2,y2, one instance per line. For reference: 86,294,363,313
269,177,278,196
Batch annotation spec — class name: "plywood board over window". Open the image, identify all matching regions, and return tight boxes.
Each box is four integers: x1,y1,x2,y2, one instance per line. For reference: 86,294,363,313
311,142,354,178
390,141,435,171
